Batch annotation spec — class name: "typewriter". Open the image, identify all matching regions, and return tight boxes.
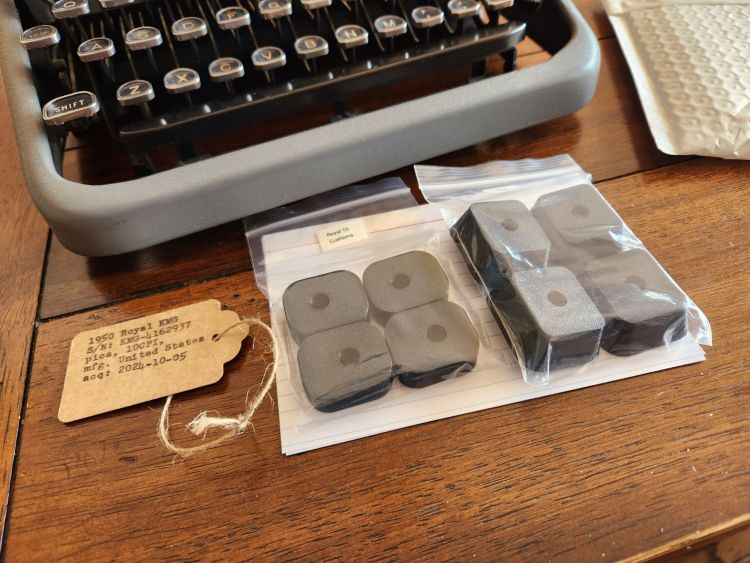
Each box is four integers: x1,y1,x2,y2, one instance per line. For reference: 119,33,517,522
1,0,599,255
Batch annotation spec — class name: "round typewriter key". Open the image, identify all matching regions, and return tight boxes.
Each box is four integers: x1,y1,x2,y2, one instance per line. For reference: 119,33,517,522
335,24,368,48
172,17,208,41
116,79,155,106
20,25,61,50
447,0,480,17
43,91,99,125
484,0,513,8
209,57,245,81
411,6,444,27
215,7,251,29
77,37,115,62
163,68,201,94
258,0,293,19
99,0,135,7
374,15,408,38
300,0,332,9
51,0,90,18
125,26,163,50
294,35,329,60
251,46,287,70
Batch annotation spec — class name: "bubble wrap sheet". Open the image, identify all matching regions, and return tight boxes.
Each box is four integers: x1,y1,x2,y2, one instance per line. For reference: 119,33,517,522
603,0,750,159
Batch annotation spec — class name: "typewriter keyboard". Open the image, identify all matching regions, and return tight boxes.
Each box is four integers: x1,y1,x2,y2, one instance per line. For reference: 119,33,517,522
16,0,537,174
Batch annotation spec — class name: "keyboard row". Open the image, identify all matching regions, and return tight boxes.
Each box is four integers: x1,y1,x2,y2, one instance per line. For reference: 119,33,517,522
42,0,514,21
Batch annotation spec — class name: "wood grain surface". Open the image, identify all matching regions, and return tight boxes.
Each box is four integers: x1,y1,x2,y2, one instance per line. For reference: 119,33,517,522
41,36,684,320
0,76,48,543
5,158,749,560
2,0,749,558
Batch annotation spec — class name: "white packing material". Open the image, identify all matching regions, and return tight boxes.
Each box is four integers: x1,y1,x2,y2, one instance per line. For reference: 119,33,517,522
604,0,750,159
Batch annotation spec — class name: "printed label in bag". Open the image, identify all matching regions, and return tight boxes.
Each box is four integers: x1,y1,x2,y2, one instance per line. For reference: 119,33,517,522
316,218,369,252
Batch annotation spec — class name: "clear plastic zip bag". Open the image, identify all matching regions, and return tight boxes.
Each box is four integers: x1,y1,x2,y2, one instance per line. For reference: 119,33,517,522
260,201,518,424
416,155,712,385
244,177,418,298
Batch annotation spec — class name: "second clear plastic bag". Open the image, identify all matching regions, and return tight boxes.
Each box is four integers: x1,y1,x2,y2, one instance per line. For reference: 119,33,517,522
416,155,712,385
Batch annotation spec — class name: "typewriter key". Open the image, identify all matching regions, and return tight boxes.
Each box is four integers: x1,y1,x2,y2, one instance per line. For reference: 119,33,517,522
209,57,245,82
258,0,293,19
484,0,513,8
116,79,155,106
20,25,60,50
43,91,99,125
411,6,444,28
374,15,408,38
300,0,332,9
215,7,251,30
125,26,163,51
447,0,480,18
335,24,369,48
294,35,329,60
251,46,287,71
163,68,201,94
171,17,208,41
51,0,90,19
77,37,115,62
99,0,135,7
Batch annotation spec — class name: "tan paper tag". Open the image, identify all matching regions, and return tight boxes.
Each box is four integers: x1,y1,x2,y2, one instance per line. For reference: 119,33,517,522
58,300,248,423
316,218,369,252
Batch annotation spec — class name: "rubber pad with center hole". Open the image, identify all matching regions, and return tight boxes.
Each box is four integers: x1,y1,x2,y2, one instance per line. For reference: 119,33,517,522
297,321,394,413
385,300,479,388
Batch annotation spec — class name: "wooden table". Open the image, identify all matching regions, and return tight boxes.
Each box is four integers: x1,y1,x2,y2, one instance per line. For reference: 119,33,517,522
1,2,748,559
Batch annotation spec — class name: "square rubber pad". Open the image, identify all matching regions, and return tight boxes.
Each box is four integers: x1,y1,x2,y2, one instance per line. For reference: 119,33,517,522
283,270,369,343
452,200,550,287
385,300,479,388
297,322,393,413
582,249,688,355
532,184,631,272
494,267,604,372
362,251,449,321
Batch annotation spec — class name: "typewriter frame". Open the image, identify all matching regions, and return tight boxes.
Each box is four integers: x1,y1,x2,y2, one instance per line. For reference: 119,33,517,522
0,0,599,256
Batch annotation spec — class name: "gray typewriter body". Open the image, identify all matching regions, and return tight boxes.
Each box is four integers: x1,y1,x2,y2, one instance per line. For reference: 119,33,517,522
0,0,599,256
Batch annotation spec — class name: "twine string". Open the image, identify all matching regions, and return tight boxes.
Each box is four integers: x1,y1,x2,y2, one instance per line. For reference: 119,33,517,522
157,317,278,457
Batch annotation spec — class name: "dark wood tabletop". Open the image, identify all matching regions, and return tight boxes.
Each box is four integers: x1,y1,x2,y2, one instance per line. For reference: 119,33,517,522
1,1,749,559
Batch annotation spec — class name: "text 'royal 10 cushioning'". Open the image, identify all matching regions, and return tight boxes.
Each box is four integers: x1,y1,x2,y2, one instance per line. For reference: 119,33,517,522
385,300,480,388
297,322,394,413
582,249,688,356
362,251,449,323
282,270,369,343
